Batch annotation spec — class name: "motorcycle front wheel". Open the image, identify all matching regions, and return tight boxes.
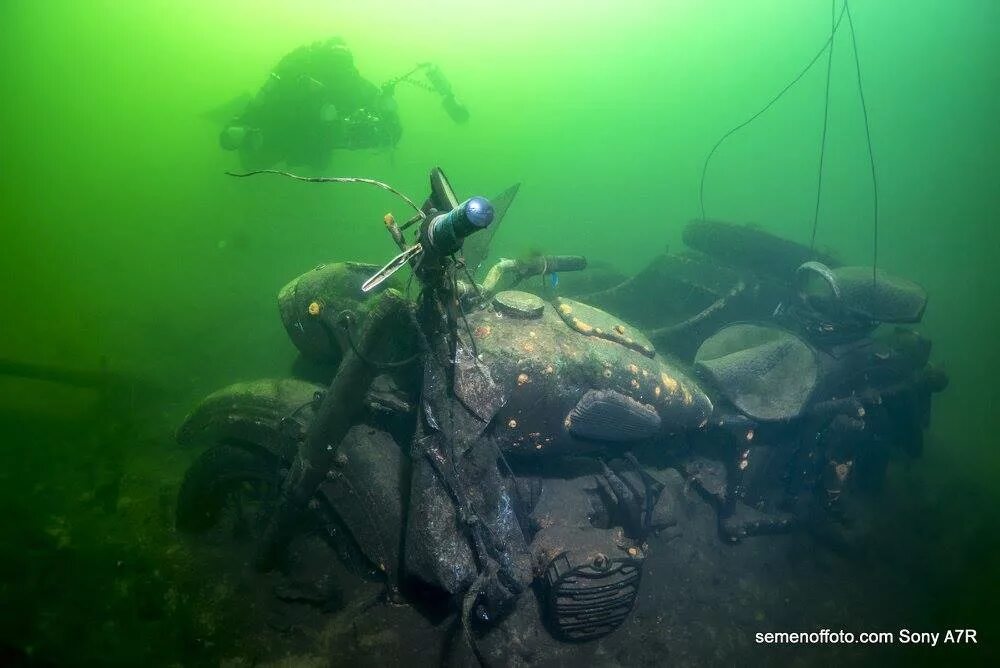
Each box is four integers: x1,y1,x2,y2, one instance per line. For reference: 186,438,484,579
175,444,282,539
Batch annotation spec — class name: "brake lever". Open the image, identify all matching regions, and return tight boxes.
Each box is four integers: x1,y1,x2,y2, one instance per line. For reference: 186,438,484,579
362,182,494,293
362,244,424,293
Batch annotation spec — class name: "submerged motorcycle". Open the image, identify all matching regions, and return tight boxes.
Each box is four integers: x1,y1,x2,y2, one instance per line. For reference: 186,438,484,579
175,168,946,646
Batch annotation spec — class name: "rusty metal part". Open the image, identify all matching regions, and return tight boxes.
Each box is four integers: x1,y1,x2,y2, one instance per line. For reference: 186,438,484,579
554,298,655,358
176,378,323,462
493,290,545,319
255,289,412,570
362,244,424,293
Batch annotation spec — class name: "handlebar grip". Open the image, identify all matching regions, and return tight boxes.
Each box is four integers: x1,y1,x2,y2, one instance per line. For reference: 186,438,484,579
425,196,494,255
544,255,587,272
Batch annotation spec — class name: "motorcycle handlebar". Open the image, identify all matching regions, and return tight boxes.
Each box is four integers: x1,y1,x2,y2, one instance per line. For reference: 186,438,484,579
474,254,588,300
424,196,495,256
511,254,588,278
542,255,587,273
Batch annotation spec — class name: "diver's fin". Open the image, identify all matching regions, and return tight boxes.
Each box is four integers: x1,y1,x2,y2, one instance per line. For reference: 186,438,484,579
199,92,252,125
463,182,520,277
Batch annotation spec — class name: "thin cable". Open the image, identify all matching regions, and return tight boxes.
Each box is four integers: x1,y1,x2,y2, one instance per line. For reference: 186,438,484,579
811,0,837,251
451,261,479,361
333,311,420,370
843,1,880,284
227,169,426,218
699,3,847,222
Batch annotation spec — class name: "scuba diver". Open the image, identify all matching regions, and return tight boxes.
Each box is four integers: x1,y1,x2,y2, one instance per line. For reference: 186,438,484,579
218,37,468,171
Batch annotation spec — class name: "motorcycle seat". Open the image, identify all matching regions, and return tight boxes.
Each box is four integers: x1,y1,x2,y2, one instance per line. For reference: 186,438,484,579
694,323,818,422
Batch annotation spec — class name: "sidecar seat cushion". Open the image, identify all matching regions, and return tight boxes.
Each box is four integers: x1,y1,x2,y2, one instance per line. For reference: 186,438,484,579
695,324,817,422
566,389,661,442
798,262,927,323
831,266,927,323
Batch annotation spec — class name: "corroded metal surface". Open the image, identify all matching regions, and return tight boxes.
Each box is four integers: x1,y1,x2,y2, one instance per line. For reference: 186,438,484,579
458,300,712,457
176,378,323,462
318,425,405,594
493,290,545,319
278,261,402,362
553,298,655,358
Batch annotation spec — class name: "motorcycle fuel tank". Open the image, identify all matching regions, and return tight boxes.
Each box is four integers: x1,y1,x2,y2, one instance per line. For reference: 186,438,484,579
457,291,712,456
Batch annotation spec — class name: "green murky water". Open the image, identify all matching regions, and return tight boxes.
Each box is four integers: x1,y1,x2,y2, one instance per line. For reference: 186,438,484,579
1,1,996,665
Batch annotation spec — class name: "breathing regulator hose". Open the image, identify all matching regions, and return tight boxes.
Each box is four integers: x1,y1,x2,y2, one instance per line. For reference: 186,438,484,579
382,62,470,124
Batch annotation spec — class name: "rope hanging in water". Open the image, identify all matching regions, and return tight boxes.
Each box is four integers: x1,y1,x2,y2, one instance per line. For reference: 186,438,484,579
810,0,837,252
226,169,426,218
699,0,881,284
843,0,880,284
698,3,848,223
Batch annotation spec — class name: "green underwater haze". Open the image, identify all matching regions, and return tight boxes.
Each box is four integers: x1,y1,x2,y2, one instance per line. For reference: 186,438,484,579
1,0,998,664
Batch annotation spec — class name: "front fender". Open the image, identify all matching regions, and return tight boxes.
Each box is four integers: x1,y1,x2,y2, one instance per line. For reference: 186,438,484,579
176,378,323,462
